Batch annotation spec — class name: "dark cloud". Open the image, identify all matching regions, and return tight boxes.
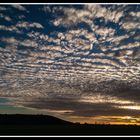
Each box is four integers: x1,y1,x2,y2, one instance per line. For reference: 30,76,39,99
13,96,140,118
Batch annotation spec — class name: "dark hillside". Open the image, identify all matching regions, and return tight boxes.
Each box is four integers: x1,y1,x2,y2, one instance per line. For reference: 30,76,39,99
0,114,140,135
0,114,72,125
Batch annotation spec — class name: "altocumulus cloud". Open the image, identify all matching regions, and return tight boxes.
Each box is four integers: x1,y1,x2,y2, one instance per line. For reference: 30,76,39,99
0,4,140,124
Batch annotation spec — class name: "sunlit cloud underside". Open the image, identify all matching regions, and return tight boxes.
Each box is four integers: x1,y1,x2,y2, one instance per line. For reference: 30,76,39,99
0,4,140,125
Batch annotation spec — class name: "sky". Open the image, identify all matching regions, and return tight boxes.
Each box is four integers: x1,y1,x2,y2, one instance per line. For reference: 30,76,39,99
0,4,140,125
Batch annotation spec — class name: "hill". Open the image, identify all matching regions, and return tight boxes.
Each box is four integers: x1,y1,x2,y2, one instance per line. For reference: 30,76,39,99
0,114,72,125
0,114,140,135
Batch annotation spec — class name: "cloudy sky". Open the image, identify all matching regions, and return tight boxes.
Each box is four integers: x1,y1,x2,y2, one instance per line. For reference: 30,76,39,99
0,4,140,125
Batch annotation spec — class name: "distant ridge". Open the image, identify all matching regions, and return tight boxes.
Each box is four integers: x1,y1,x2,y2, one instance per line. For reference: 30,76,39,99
0,114,140,135
0,114,72,125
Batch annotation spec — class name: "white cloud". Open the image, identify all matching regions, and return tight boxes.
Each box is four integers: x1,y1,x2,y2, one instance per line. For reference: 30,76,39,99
129,12,140,18
112,42,140,51
0,13,12,22
53,5,124,27
1,37,39,48
106,35,129,44
86,5,124,23
0,25,22,34
18,15,26,20
122,22,140,30
16,21,44,29
21,39,38,47
42,6,52,13
94,27,115,38
27,32,48,40
0,6,7,11
12,5,27,11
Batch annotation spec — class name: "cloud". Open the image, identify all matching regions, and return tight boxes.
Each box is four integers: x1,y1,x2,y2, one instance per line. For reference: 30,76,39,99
129,11,140,18
0,5,140,124
11,93,140,118
0,13,12,21
53,5,124,27
27,31,49,41
0,22,44,35
0,25,22,34
12,5,27,11
16,21,44,29
0,6,7,11
41,5,52,13
122,22,140,30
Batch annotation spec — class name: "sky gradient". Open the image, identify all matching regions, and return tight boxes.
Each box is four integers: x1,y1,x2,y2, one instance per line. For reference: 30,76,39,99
0,4,140,125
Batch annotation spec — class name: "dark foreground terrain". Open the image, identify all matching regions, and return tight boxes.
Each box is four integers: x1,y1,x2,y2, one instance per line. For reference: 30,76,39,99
0,114,140,135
